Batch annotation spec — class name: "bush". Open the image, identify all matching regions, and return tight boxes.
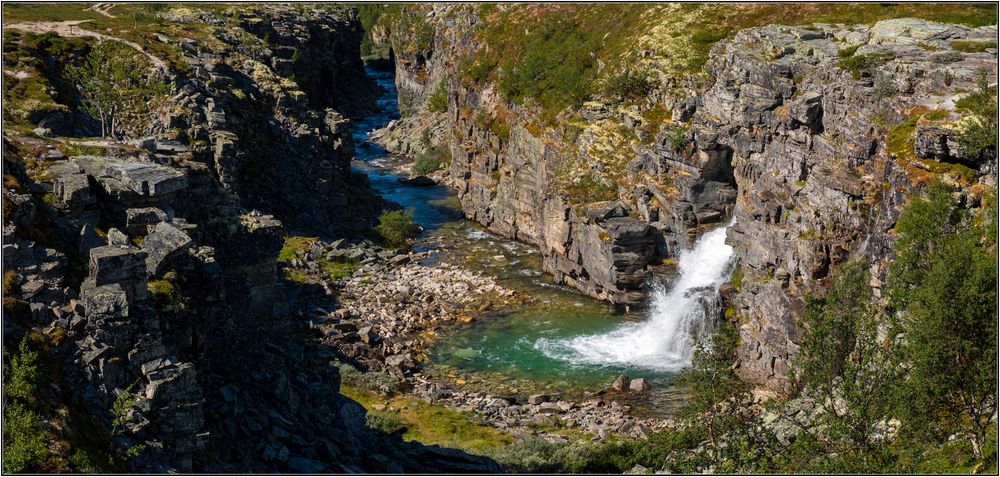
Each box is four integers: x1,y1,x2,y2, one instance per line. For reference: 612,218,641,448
3,403,48,473
838,50,895,80
562,172,618,205
872,77,896,102
366,410,407,434
950,40,998,53
603,67,652,101
335,361,401,396
496,18,597,121
3,338,49,473
426,79,448,113
377,210,420,248
954,71,998,158
412,153,442,175
412,144,449,176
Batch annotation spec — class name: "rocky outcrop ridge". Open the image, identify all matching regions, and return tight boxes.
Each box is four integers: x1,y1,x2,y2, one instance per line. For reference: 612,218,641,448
378,9,997,389
697,19,996,389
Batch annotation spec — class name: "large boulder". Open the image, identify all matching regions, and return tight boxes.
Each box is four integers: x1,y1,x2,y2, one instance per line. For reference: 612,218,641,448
141,222,193,278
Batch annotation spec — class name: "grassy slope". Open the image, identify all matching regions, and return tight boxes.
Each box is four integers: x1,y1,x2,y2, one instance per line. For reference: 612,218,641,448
461,3,996,115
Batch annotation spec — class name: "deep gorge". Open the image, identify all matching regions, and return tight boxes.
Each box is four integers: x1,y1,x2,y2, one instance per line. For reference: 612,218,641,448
1,2,997,474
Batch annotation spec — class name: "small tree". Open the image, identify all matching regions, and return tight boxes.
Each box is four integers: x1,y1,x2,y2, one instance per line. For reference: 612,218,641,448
376,209,420,249
889,179,998,460
897,228,997,459
68,40,168,139
2,338,49,473
796,260,903,471
956,70,998,158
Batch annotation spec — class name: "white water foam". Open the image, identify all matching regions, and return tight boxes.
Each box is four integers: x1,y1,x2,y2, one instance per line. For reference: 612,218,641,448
535,221,736,372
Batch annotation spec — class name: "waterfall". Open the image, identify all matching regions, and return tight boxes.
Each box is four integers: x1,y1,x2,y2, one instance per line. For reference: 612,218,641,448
535,221,736,372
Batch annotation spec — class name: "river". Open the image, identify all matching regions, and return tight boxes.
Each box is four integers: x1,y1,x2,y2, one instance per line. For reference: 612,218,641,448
349,66,731,415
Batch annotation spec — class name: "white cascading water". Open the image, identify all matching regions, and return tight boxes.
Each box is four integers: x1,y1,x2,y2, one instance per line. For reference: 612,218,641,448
535,221,736,372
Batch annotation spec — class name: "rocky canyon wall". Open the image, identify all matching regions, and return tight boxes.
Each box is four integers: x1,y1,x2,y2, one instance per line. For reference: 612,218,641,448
2,5,495,472
376,6,998,390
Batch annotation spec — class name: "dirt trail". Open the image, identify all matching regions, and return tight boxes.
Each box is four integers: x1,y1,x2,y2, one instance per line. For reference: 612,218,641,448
88,3,117,18
3,20,168,72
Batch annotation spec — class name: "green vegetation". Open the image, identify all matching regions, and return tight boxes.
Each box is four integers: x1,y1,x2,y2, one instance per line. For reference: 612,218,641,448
837,49,895,80
412,143,450,176
954,71,998,158
562,171,618,205
495,16,598,121
950,39,998,53
602,66,652,102
277,235,319,262
147,272,187,315
426,79,448,113
365,409,407,434
888,179,997,460
3,339,48,474
341,378,513,454
67,39,169,138
872,77,896,102
376,209,420,249
795,260,903,471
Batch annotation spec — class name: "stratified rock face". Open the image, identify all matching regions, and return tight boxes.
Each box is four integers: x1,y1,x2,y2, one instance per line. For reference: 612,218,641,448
155,6,380,236
382,9,997,388
699,20,996,390
3,5,500,473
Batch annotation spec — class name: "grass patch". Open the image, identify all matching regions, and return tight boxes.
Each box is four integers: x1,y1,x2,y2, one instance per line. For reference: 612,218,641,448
319,259,358,280
838,50,895,80
950,40,998,53
563,171,618,205
277,235,318,262
340,383,514,454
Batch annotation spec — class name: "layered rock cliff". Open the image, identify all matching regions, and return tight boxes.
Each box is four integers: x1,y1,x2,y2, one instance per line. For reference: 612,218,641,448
2,4,496,472
376,6,997,390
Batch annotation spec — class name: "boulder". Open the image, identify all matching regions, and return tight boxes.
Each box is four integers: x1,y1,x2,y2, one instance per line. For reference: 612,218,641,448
141,222,193,277
400,175,436,187
126,207,170,235
106,227,129,246
102,160,188,196
611,373,629,391
629,378,650,393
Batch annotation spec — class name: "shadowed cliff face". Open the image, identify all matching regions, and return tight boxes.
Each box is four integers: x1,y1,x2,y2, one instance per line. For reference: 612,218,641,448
2,4,499,472
376,6,997,391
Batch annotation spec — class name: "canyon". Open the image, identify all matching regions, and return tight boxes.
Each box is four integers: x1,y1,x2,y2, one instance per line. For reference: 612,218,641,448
1,2,997,474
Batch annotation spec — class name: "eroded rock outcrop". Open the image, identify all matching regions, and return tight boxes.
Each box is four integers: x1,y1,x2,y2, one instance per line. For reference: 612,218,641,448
378,8,997,390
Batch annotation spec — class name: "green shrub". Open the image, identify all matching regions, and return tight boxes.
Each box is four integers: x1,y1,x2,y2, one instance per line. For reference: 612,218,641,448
3,338,49,473
603,67,652,101
562,171,618,205
929,50,963,63
837,50,895,80
366,410,407,434
872,77,896,102
335,361,402,396
954,71,998,158
376,209,420,249
664,122,689,150
3,403,48,473
412,147,447,175
147,275,187,314
888,179,998,460
496,18,597,121
837,44,861,58
426,79,448,113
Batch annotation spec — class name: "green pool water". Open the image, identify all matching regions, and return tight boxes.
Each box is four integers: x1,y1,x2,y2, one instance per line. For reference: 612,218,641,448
355,67,692,416
413,214,680,400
